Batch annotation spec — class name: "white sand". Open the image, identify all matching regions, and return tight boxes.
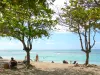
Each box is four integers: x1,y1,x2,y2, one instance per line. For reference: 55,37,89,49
31,61,100,75
0,59,100,75
31,62,74,70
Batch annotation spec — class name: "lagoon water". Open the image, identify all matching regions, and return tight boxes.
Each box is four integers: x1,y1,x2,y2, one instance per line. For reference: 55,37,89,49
0,49,100,65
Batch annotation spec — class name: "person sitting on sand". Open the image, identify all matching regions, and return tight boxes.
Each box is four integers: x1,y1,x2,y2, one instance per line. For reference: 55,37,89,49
63,60,68,64
74,62,79,67
51,61,54,63
10,57,17,69
23,56,27,64
73,61,77,64
35,54,39,62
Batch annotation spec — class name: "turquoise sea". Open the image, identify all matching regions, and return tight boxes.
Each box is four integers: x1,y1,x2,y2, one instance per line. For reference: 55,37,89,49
0,49,100,65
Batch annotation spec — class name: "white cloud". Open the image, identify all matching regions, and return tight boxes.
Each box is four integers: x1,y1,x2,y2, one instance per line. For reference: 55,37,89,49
50,0,69,12
53,24,71,34
33,41,41,44
50,0,71,34
54,30,71,34
8,41,21,46
46,42,55,45
46,40,55,45
53,0,65,6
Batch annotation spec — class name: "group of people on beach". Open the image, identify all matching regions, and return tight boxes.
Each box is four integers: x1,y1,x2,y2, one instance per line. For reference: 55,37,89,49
23,54,39,64
3,54,39,69
63,60,78,65
4,54,79,69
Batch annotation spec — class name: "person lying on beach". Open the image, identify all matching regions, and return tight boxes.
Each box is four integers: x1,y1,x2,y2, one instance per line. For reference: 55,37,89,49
10,57,17,69
63,60,68,64
74,63,79,67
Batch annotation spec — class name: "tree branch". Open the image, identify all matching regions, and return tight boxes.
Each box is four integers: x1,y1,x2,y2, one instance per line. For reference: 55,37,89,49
84,29,88,50
88,21,92,53
78,24,84,51
81,49,86,52
94,0,100,6
91,30,96,49
19,39,27,50
56,6,69,27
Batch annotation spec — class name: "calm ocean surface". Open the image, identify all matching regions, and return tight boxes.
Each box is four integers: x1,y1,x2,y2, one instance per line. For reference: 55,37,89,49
0,49,100,65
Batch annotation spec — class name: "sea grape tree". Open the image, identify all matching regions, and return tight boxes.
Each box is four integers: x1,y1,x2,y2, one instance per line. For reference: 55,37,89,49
0,0,56,68
58,0,100,65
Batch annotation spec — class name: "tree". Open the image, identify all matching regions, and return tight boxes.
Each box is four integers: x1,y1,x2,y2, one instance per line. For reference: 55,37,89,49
94,0,100,6
1,0,56,68
58,0,100,65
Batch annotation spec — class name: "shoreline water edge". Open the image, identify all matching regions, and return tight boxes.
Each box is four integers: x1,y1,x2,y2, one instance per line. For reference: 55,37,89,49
0,49,100,65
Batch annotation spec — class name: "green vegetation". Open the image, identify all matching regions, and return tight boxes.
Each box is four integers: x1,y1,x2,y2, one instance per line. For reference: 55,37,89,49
0,0,56,68
58,0,100,65
0,0,100,67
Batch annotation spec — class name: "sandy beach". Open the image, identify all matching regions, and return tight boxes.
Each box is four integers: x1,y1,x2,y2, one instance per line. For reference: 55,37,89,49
31,62,75,70
0,59,99,75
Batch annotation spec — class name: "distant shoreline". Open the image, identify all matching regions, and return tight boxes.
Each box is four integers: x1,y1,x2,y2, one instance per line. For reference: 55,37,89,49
0,49,100,65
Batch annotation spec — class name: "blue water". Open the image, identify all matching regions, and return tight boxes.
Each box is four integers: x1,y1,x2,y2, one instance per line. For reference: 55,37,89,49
0,49,100,65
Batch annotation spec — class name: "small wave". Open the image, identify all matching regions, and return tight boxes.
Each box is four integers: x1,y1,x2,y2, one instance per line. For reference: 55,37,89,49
2,56,13,59
5,52,26,55
30,52,37,54
56,53,61,55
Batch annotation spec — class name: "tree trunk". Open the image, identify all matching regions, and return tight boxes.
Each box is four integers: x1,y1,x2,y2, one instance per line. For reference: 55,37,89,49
85,52,89,65
26,50,30,68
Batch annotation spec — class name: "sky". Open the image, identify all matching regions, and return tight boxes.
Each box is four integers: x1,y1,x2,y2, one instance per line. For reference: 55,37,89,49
0,0,100,50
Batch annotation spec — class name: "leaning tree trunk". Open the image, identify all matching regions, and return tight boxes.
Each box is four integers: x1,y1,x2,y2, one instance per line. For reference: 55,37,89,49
26,50,30,68
85,51,89,65
21,38,32,68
